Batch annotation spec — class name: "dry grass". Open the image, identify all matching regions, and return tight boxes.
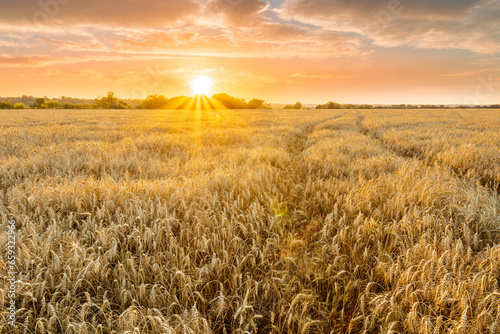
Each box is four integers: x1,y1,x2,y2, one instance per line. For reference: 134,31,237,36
0,109,499,333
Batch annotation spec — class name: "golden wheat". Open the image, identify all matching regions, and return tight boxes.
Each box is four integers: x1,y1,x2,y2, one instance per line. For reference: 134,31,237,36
0,109,499,333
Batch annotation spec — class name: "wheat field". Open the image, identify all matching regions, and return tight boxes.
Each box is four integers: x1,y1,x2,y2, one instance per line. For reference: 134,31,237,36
1,109,500,333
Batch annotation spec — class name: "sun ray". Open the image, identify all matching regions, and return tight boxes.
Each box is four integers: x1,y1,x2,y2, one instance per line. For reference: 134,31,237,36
167,96,190,110
208,96,229,110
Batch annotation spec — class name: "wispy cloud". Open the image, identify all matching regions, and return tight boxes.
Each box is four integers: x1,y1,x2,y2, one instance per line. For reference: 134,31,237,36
0,53,201,68
279,0,500,54
291,72,331,79
0,54,60,67
441,69,494,77
0,0,200,27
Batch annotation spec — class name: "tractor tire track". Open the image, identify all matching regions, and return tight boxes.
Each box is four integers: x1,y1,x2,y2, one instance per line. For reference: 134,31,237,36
355,111,500,195
275,111,352,239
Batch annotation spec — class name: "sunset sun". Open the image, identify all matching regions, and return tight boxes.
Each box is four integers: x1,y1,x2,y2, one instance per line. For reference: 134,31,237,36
190,76,213,96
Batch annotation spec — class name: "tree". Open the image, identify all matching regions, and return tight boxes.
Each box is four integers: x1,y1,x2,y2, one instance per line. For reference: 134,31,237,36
63,102,77,109
95,91,129,109
140,95,170,109
14,103,26,109
0,101,14,109
248,98,270,109
316,101,342,109
284,102,303,109
211,93,248,109
30,98,46,109
44,100,63,109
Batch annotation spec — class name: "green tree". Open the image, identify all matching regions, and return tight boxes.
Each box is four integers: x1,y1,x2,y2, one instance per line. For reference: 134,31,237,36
13,103,26,109
63,102,77,109
30,98,46,109
44,100,63,109
95,91,129,109
0,101,14,109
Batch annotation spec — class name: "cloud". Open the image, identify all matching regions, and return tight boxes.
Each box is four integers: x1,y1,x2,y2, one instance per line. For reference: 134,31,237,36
44,69,63,76
0,53,194,68
1,0,498,71
291,72,331,79
0,0,370,60
0,54,60,67
42,38,109,52
109,23,364,59
0,0,199,27
204,0,270,25
441,69,493,77
0,37,32,48
279,0,500,54
281,0,483,21
218,69,279,90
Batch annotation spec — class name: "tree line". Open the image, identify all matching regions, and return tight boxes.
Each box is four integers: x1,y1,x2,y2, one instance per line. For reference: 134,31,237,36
0,92,271,110
138,93,270,109
0,93,128,110
1,94,498,110
314,101,500,109
282,101,500,110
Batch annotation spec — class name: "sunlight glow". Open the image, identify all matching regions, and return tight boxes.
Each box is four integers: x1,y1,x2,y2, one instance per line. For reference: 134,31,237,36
190,76,213,96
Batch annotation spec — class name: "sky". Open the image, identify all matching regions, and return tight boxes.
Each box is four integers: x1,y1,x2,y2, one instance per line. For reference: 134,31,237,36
0,0,499,104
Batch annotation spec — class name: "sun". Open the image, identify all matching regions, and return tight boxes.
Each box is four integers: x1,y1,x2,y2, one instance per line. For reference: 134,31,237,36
190,76,213,96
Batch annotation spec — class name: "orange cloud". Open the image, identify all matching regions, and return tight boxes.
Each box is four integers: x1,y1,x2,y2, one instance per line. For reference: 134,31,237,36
441,69,494,77
0,54,60,67
291,72,331,79
279,0,500,54
204,0,269,26
0,0,199,27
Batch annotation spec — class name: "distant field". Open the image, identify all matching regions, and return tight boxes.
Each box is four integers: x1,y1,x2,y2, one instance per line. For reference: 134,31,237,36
1,109,500,333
